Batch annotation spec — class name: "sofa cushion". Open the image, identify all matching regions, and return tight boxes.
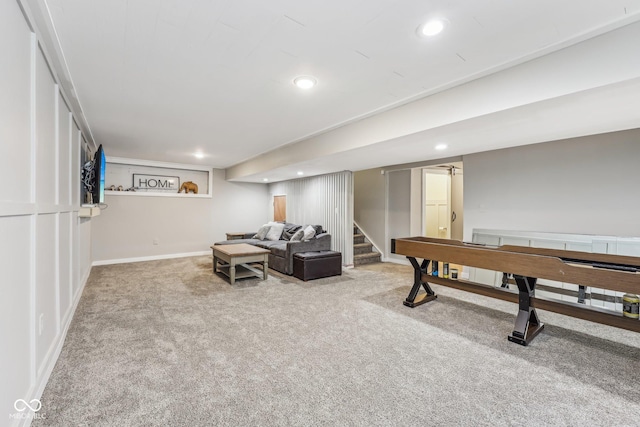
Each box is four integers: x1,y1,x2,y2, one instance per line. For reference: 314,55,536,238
253,224,271,240
282,223,302,240
265,223,285,241
269,243,287,257
254,240,284,249
302,225,316,241
290,229,304,242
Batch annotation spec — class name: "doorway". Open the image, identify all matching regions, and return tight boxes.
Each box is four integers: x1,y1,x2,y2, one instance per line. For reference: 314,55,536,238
423,164,463,241
424,169,450,239
274,195,286,222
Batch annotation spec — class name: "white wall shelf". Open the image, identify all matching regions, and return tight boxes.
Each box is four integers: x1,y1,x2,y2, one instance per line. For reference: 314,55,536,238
106,156,213,198
78,206,101,217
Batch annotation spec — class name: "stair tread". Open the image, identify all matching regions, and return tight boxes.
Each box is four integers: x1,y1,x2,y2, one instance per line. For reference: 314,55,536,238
354,252,381,266
354,252,381,259
353,224,380,265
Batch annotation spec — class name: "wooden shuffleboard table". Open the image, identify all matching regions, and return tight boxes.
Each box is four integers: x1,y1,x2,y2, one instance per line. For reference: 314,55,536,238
391,237,640,346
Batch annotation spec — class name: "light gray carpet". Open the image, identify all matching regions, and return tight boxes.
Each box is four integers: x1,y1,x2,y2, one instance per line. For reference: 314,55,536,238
34,257,640,426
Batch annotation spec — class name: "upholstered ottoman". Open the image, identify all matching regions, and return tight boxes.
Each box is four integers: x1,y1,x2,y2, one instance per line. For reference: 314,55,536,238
293,251,342,281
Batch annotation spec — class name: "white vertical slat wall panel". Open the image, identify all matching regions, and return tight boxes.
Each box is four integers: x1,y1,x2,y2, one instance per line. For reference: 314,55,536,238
0,2,96,422
270,171,354,266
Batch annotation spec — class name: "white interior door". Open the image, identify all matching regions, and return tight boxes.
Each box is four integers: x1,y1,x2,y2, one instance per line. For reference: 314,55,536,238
424,170,451,239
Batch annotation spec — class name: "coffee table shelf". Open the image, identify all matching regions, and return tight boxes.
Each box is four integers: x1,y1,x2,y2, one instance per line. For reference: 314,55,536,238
216,263,263,281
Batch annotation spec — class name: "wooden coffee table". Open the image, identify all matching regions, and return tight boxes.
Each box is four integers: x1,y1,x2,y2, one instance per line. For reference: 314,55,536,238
211,243,270,284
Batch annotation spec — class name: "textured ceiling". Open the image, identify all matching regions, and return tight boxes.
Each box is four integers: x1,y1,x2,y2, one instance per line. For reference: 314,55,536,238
43,0,640,180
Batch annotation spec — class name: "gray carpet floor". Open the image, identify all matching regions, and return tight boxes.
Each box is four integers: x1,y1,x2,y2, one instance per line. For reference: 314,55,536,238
34,257,640,426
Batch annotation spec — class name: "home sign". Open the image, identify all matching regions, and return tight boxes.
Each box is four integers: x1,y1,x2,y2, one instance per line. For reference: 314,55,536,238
133,174,180,191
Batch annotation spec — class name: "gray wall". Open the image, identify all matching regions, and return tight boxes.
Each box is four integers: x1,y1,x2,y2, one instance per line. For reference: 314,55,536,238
354,130,640,260
463,129,640,240
92,169,269,263
0,1,93,422
387,170,412,261
354,168,386,253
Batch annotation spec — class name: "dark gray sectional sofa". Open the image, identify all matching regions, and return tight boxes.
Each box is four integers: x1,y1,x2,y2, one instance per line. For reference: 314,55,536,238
214,223,331,275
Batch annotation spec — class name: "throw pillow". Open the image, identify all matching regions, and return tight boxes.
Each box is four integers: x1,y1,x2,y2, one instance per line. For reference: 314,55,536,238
302,225,316,241
290,229,304,242
253,224,271,240
265,223,285,241
283,223,302,240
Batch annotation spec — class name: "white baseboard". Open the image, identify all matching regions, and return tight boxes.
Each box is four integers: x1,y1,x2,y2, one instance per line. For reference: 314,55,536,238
381,256,411,266
92,251,210,266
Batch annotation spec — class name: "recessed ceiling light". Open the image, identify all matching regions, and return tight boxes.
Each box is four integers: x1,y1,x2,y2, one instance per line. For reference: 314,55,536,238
262,178,269,182
418,19,446,37
293,76,317,89
297,171,304,176
194,152,204,159
435,143,448,150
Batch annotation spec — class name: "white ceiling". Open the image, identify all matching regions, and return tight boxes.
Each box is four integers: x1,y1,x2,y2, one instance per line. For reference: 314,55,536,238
42,0,640,181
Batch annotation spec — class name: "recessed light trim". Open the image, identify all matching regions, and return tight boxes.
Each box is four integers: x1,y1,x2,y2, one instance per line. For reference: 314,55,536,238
418,19,446,37
194,152,204,159
293,76,317,89
435,143,448,151
262,178,269,182
297,171,304,176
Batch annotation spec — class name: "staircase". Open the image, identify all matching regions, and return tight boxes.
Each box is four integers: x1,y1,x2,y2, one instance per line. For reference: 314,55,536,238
353,224,381,266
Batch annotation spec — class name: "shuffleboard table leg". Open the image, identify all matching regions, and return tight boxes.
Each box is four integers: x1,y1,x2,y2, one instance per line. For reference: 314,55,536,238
577,285,586,304
403,257,437,308
508,275,545,345
501,272,511,288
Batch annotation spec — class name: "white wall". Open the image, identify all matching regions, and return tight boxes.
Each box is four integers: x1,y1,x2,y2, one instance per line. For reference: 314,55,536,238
91,169,269,263
0,1,93,425
463,129,640,240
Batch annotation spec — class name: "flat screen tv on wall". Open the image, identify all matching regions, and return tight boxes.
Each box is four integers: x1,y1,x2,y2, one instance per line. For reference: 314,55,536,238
92,144,106,204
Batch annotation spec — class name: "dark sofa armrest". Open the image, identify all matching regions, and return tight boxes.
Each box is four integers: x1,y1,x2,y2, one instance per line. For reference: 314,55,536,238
243,232,256,239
